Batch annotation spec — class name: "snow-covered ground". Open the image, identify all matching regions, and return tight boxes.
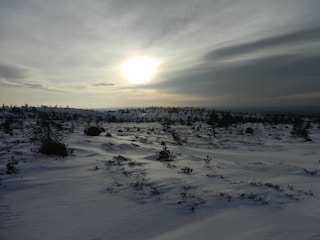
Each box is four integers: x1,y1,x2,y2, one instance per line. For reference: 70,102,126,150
1,107,320,240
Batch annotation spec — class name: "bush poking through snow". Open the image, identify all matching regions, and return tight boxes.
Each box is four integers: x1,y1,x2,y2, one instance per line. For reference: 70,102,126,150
149,185,161,195
181,166,193,174
28,111,69,157
291,120,311,141
245,127,254,134
3,118,13,135
39,140,68,156
84,126,105,136
157,144,174,161
203,155,212,168
6,157,18,174
171,131,184,145
304,169,319,176
239,192,265,203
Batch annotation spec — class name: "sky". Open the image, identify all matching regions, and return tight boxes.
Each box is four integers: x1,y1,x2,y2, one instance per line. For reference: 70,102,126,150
0,0,320,109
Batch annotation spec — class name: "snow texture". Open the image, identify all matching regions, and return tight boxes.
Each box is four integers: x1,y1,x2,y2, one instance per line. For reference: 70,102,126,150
1,106,320,240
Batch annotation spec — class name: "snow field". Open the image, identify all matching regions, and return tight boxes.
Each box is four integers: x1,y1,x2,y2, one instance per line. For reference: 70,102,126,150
1,107,320,239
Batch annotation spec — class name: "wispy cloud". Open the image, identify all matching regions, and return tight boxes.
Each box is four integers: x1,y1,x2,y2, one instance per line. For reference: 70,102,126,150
1,79,66,92
0,63,30,80
205,27,320,61
92,82,115,87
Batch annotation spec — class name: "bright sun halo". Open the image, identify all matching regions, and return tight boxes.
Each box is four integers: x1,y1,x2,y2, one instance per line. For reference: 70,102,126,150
121,56,159,84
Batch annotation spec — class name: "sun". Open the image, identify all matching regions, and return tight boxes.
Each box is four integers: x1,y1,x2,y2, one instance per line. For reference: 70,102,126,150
121,56,160,84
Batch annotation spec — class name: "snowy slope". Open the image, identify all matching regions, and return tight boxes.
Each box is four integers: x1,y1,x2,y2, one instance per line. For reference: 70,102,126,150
1,107,320,240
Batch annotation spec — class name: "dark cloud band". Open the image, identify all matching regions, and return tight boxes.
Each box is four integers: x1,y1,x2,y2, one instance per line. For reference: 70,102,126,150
206,27,320,61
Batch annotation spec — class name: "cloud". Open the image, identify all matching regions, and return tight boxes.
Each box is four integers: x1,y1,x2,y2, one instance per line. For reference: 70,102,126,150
0,63,30,80
0,62,66,92
23,82,47,90
1,80,64,92
1,0,320,108
147,53,320,106
205,27,320,61
144,26,320,107
0,77,65,92
92,83,114,87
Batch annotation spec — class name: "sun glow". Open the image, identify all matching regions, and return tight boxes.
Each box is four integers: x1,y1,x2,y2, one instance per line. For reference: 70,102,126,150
121,56,160,84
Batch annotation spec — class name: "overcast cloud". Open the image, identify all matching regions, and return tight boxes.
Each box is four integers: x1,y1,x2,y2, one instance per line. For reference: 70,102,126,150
0,0,319,108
